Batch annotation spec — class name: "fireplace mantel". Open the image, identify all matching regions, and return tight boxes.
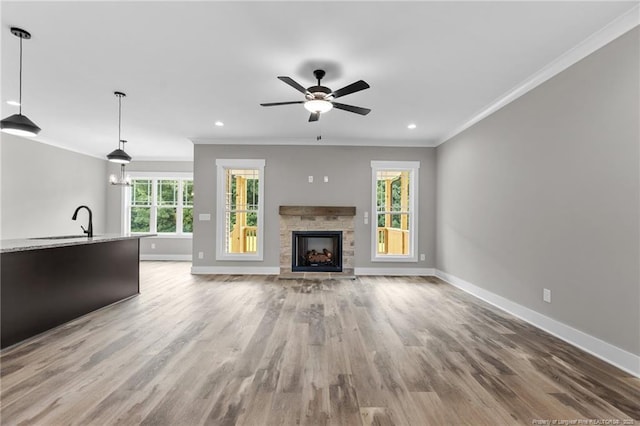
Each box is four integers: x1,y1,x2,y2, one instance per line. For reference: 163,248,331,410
279,206,356,216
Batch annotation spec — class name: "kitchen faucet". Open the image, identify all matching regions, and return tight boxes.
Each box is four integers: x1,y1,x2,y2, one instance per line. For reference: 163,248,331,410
72,205,93,238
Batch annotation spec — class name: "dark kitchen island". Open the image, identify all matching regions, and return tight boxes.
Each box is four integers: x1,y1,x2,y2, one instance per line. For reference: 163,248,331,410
0,234,148,349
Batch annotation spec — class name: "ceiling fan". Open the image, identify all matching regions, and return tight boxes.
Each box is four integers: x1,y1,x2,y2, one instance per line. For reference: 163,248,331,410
260,69,371,122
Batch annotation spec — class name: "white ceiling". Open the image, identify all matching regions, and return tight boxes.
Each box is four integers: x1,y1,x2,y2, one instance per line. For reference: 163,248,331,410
1,1,637,161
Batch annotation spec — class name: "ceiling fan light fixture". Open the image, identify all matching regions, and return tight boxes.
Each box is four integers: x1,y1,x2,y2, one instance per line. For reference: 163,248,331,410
261,70,370,122
304,99,333,114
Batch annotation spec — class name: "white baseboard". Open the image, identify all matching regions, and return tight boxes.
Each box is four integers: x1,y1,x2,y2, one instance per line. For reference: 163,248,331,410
190,266,280,275
355,267,435,276
140,254,192,261
435,269,640,378
192,266,435,276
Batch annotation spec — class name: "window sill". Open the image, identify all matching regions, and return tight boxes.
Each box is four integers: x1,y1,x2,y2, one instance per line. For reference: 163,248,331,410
216,254,264,262
371,255,418,263
132,233,193,239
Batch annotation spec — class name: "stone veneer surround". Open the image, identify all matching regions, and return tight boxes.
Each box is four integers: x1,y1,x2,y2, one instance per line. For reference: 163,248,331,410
279,206,355,277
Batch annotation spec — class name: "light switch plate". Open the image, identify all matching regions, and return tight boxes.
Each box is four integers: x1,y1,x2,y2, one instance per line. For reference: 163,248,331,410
324,176,329,183
308,176,313,183
199,213,211,221
543,288,551,303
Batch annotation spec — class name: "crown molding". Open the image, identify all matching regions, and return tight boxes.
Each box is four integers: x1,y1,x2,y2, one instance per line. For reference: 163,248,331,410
132,156,193,162
190,137,437,148
8,134,107,161
437,5,640,146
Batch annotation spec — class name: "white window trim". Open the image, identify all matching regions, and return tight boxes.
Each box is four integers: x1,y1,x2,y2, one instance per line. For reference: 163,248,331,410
215,159,265,261
123,172,194,237
370,160,420,262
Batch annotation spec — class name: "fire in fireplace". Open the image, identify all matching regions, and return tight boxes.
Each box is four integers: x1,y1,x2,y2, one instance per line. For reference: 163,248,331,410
292,231,342,272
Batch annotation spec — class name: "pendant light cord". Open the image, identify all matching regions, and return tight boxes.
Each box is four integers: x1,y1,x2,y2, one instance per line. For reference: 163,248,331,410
118,94,122,148
18,36,23,115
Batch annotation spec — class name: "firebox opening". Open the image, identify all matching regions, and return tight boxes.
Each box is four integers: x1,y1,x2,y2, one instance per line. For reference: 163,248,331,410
292,231,342,272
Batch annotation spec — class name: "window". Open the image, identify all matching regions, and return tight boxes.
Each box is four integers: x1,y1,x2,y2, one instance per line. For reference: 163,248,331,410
182,180,194,233
216,159,265,261
130,179,152,233
125,174,193,236
371,161,419,262
157,179,178,233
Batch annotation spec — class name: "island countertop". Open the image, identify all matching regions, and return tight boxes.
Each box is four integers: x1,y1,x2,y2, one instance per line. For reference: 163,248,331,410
0,234,155,253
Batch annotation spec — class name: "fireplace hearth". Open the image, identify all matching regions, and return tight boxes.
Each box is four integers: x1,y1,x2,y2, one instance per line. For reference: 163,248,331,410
292,231,342,272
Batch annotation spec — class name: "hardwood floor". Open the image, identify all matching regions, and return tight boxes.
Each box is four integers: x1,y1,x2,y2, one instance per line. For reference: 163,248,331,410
1,261,638,425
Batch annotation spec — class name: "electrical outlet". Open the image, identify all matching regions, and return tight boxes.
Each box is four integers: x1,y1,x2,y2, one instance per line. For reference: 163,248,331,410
151,243,156,249
198,251,204,259
198,213,211,221
364,211,369,224
543,288,551,303
308,176,313,183
420,253,425,261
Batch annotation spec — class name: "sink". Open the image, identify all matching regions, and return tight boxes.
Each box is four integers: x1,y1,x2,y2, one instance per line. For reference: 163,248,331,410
30,235,90,240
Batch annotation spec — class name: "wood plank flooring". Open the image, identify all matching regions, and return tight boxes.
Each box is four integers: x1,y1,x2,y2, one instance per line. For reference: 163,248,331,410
1,261,638,425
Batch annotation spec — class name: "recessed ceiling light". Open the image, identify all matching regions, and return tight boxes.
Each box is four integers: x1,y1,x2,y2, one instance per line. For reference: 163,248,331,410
6,100,20,107
215,121,224,127
408,123,417,129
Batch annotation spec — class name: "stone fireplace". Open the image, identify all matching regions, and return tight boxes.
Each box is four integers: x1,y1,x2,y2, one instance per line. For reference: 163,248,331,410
279,206,355,278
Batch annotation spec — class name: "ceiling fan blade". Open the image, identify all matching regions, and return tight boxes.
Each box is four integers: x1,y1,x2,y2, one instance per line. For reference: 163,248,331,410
260,101,304,107
309,112,320,122
278,76,309,95
332,102,371,115
331,80,370,99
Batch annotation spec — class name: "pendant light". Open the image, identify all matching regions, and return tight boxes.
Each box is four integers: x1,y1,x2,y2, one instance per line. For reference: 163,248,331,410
109,163,132,186
107,92,132,164
108,91,132,186
1,28,41,137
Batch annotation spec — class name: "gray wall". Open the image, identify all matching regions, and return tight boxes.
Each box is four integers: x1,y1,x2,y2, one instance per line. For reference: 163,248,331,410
1,134,107,239
106,160,193,257
193,145,436,269
436,28,639,355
